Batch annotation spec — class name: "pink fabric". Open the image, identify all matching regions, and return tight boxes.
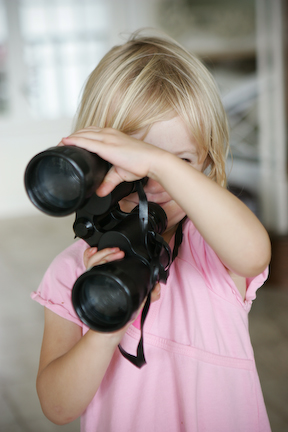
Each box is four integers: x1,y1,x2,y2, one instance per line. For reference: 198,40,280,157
31,219,271,432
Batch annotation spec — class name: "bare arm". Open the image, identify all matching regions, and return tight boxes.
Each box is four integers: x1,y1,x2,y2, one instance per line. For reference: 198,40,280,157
61,127,271,280
36,247,126,424
151,152,271,278
36,246,161,425
37,308,123,425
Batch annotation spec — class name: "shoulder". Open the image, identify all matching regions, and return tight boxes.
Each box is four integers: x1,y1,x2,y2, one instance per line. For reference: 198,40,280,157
177,218,217,270
31,240,89,326
176,219,268,305
49,239,88,278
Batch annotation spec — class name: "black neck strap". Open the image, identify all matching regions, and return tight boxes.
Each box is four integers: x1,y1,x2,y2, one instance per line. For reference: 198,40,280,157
118,182,151,368
118,291,151,368
118,182,184,368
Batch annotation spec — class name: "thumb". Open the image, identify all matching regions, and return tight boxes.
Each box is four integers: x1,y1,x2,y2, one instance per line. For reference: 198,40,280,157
96,166,123,196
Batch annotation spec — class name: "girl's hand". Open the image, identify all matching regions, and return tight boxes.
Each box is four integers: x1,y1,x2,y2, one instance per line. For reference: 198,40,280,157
83,246,125,269
60,127,162,197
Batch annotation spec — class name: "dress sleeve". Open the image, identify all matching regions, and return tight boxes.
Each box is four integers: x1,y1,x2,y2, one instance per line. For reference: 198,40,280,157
31,240,88,326
182,219,269,310
245,267,269,306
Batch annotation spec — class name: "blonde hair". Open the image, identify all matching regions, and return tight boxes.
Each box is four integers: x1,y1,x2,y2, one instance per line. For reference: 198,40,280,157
74,30,229,187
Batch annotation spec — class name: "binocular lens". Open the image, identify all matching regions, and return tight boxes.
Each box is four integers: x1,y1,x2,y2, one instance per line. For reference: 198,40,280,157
25,145,109,216
75,274,129,330
36,157,82,210
72,258,151,332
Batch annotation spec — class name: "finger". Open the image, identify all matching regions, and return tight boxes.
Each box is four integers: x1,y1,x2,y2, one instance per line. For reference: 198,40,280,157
83,247,98,268
61,127,115,145
72,126,102,133
84,246,121,268
64,128,103,140
151,283,161,303
96,166,127,197
86,247,125,269
69,127,117,138
61,135,104,150
58,134,98,146
72,126,104,133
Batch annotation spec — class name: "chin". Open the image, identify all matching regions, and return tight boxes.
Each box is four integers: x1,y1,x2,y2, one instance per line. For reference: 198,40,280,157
119,200,138,213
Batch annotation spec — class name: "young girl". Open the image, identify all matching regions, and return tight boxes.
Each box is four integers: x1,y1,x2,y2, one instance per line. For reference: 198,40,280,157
32,30,272,432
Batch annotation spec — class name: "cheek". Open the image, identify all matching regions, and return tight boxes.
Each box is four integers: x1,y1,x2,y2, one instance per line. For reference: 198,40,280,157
192,160,204,172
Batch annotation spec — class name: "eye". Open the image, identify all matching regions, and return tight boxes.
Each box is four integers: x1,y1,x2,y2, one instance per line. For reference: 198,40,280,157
181,158,192,163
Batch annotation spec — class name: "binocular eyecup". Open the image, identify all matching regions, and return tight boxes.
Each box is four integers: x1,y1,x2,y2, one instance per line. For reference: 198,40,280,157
24,145,141,217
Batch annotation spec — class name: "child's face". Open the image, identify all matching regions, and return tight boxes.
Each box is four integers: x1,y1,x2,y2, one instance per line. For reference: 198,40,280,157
119,116,205,238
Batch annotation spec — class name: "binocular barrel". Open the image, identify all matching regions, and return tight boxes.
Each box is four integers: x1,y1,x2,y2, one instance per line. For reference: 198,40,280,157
24,146,110,216
72,202,170,332
24,145,171,333
72,257,151,332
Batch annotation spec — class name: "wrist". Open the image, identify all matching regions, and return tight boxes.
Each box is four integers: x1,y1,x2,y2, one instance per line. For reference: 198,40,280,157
149,148,174,183
86,326,127,347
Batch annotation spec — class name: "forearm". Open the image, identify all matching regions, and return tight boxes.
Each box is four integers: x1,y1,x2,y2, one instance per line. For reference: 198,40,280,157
152,152,271,276
59,128,271,276
37,329,121,425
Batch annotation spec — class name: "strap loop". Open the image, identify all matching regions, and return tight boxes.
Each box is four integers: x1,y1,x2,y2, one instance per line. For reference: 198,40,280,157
118,292,151,368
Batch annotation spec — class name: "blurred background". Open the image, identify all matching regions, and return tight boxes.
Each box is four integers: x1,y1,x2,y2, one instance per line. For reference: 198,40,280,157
0,0,287,431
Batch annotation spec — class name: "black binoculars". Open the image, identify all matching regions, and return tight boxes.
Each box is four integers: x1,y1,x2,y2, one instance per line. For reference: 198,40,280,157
24,146,171,333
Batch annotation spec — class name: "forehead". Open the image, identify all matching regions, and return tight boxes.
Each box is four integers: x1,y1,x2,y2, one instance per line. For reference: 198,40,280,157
133,116,199,155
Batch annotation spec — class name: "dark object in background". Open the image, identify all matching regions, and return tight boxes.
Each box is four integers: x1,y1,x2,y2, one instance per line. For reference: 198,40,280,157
229,183,287,288
269,234,288,288
228,184,260,218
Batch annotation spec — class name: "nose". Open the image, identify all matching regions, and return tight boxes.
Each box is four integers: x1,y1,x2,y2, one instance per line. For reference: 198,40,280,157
144,178,164,194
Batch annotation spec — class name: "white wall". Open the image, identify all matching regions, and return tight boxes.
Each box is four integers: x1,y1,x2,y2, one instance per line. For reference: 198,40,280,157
0,0,157,219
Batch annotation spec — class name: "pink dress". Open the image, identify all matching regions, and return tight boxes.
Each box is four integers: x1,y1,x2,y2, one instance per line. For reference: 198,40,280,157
31,219,271,432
